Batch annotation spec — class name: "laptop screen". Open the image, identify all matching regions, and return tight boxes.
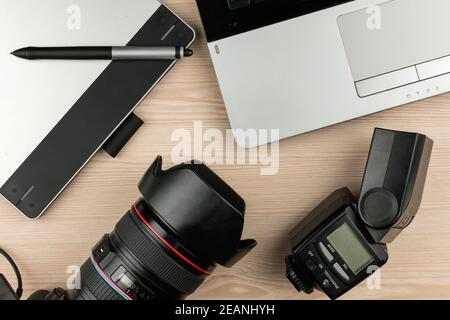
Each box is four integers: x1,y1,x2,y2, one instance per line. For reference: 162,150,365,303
196,0,354,42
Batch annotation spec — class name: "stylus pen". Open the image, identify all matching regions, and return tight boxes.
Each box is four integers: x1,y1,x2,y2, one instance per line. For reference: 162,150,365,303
11,46,193,60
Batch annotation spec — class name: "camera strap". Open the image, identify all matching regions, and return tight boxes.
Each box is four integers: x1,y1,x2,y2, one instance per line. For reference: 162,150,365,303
0,248,23,300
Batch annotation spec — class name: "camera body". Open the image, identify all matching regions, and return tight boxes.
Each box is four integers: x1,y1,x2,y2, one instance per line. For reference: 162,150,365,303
286,128,433,299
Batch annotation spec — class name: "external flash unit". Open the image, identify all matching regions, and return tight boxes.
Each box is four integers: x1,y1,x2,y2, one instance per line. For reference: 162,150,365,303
285,128,433,299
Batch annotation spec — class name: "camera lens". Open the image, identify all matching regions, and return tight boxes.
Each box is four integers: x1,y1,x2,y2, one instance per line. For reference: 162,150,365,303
67,157,256,300
74,200,212,300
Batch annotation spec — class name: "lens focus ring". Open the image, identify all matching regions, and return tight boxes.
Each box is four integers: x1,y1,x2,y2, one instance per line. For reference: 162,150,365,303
78,258,124,300
114,212,206,295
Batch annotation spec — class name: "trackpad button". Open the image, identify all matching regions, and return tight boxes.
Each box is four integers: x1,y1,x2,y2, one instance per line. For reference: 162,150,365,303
417,55,450,80
355,67,419,97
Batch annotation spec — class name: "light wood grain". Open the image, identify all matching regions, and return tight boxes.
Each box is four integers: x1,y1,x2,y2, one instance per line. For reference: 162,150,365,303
1,0,450,300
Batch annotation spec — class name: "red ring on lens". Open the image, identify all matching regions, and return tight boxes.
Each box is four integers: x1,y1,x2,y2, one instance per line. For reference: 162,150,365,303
133,203,211,275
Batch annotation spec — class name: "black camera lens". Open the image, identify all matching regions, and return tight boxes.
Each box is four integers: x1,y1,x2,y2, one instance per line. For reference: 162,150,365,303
60,156,256,300
75,200,213,300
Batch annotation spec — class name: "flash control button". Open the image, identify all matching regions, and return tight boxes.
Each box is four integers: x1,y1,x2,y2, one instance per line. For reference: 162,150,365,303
333,263,350,282
306,260,317,271
319,242,334,262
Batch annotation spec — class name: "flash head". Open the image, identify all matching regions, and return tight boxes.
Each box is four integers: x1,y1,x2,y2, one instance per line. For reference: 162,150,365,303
358,128,433,243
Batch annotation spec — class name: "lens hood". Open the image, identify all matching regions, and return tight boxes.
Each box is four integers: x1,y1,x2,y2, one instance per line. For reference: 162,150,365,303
138,156,257,267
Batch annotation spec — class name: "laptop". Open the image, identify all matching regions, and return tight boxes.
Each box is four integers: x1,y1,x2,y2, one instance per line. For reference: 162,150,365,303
0,0,194,219
196,0,450,147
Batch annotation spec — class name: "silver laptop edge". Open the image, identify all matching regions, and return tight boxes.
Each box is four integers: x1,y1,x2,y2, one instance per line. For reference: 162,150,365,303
201,0,450,148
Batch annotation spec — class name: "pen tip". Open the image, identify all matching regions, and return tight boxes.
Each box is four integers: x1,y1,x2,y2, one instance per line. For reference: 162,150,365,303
184,48,193,57
11,48,27,59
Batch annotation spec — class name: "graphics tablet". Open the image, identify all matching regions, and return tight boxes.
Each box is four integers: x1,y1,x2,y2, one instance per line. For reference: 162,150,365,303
0,0,195,219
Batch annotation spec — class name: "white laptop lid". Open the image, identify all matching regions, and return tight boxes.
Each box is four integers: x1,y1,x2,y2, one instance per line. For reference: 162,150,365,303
0,0,161,187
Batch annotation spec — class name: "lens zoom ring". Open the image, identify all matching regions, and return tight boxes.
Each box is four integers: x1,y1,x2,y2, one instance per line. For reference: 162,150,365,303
115,213,205,295
80,258,124,300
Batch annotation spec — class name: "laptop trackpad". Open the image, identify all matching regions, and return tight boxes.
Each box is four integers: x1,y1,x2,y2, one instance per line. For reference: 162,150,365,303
338,0,450,97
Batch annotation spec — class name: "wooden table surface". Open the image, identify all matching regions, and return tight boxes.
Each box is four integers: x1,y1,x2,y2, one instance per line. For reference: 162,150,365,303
1,0,450,300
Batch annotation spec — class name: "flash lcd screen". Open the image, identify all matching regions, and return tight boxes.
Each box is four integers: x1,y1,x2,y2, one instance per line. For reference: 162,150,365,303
327,223,374,274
